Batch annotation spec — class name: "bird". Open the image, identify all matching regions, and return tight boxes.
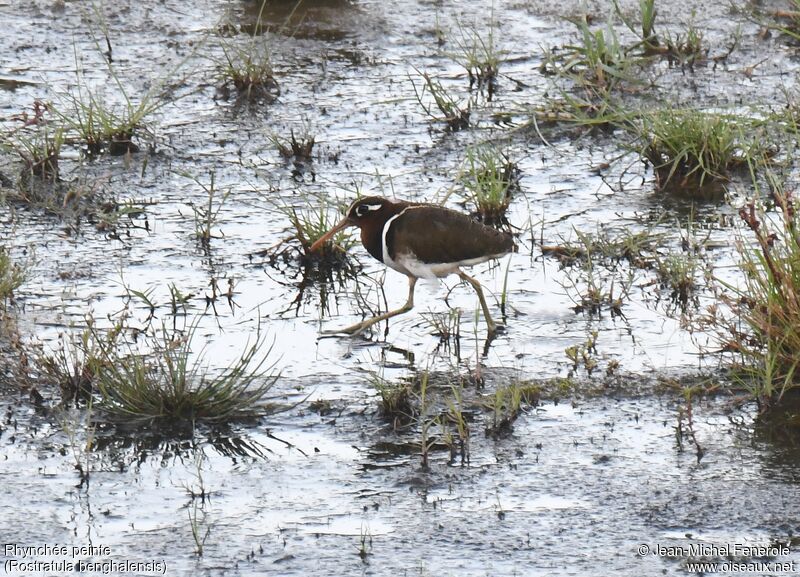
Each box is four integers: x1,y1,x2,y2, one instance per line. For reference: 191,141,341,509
309,196,516,337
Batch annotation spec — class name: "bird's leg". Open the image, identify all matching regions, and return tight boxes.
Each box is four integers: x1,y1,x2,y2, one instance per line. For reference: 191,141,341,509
457,270,499,337
323,276,417,336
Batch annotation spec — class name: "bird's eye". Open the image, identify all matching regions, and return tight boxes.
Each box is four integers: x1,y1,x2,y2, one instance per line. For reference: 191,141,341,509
356,204,369,216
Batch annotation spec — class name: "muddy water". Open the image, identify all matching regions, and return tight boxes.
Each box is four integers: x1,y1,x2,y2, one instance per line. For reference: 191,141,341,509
5,394,800,576
2,0,800,575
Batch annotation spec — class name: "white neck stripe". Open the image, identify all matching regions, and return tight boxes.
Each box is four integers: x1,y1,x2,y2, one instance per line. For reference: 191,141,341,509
381,207,412,266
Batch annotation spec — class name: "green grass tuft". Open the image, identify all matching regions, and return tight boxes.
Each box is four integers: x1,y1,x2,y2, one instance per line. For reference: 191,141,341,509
411,69,472,131
556,15,632,91
460,144,519,226
445,19,502,96
0,246,27,307
52,75,160,156
720,186,800,411
93,318,279,424
215,7,280,103
632,108,766,194
280,196,356,260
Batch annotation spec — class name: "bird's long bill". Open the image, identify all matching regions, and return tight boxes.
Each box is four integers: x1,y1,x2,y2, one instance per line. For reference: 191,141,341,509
309,217,353,252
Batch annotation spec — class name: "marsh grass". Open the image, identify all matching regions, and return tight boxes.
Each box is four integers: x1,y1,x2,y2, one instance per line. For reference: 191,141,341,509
411,70,472,131
54,90,155,156
533,102,770,199
654,253,698,306
544,227,649,319
270,128,315,162
530,87,627,130
539,3,721,135
660,24,706,69
278,196,356,261
92,318,279,424
52,63,162,156
0,101,63,180
0,246,27,307
215,4,279,103
417,370,437,469
461,145,519,227
218,39,279,102
357,525,372,562
446,19,502,96
11,125,64,180
615,0,658,53
614,0,707,66
565,330,601,376
258,196,361,317
633,108,765,194
421,308,461,341
189,501,211,556
182,172,231,250
38,328,103,407
653,214,708,309
672,384,705,461
545,1,711,115
717,186,800,411
542,225,664,270
371,373,416,429
558,251,630,318
483,381,539,438
6,173,151,237
554,15,633,91
369,370,548,463
443,382,469,465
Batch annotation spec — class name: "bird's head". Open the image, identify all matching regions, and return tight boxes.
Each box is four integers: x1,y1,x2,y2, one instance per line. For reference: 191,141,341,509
310,196,397,252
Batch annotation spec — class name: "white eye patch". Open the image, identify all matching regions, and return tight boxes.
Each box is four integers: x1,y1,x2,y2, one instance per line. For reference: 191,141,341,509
354,203,383,216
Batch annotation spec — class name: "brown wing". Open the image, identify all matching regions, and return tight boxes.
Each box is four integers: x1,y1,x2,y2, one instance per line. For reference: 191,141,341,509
387,206,515,264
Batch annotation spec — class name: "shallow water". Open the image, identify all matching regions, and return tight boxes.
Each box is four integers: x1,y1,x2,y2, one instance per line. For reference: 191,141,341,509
5,395,800,576
2,0,800,575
